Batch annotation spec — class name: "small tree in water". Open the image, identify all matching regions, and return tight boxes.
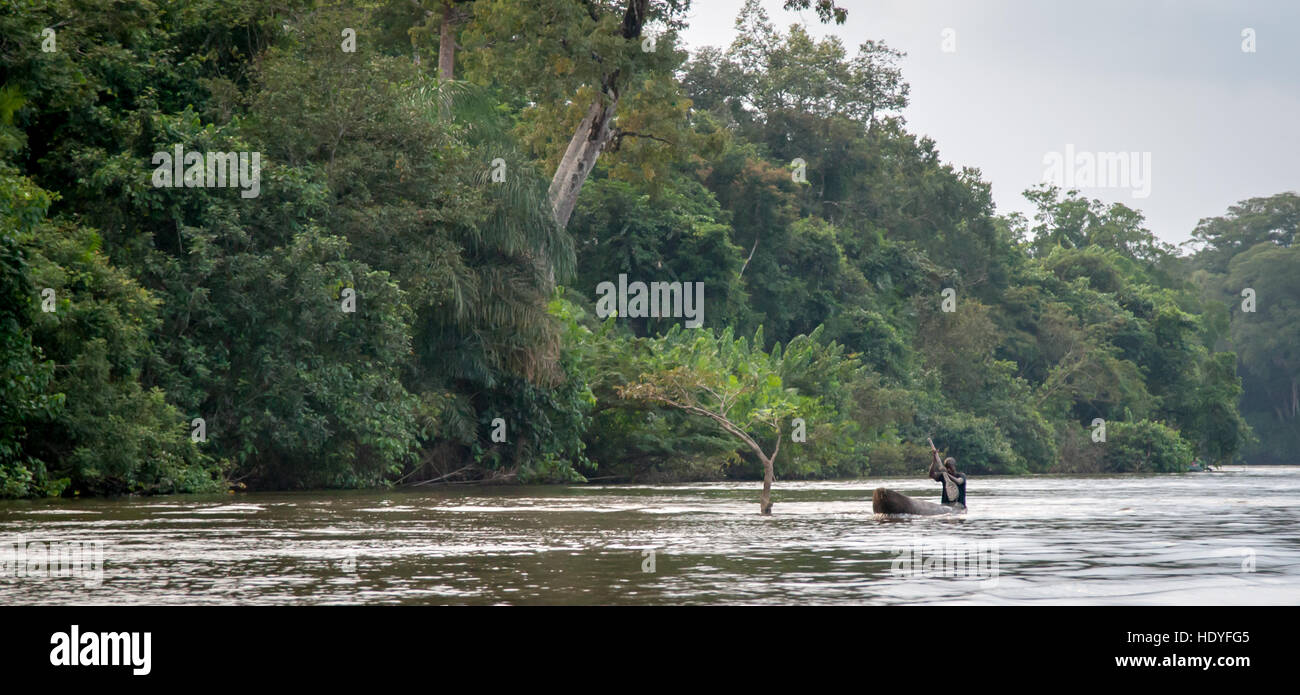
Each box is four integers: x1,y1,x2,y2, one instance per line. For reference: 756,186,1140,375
618,327,814,515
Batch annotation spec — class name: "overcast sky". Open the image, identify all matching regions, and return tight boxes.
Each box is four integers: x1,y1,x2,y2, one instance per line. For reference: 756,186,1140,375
678,0,1300,246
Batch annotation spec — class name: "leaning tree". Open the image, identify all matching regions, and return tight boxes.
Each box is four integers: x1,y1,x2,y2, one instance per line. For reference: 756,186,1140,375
618,326,819,514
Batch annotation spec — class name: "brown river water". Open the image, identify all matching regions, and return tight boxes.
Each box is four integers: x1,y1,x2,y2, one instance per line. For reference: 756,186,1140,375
1,466,1297,604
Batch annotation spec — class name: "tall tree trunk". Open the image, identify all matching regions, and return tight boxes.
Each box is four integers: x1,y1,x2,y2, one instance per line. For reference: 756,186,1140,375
759,428,780,515
438,1,455,80
547,0,648,229
760,456,774,515
548,96,618,229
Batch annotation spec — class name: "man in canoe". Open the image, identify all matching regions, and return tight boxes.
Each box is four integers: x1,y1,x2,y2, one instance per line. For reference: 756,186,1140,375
871,438,967,515
928,438,966,511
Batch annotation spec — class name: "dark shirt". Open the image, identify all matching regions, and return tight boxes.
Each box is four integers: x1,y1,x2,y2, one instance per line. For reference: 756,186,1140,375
939,470,966,507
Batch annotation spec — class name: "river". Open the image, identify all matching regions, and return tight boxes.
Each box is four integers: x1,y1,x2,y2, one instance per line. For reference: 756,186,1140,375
1,466,1297,604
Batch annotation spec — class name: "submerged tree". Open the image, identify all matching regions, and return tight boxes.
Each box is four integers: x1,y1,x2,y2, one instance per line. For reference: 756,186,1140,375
618,327,819,514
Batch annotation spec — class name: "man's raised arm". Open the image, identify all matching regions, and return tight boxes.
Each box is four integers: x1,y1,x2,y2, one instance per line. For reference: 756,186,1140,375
927,439,943,481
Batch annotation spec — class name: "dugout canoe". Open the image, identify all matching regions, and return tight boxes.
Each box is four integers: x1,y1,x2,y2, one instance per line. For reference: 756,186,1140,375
872,487,964,516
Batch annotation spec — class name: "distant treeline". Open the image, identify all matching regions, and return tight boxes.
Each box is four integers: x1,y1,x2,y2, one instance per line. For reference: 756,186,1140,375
1,1,1294,498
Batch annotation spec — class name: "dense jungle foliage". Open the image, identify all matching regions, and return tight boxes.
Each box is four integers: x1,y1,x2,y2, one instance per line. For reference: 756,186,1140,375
1,0,1292,498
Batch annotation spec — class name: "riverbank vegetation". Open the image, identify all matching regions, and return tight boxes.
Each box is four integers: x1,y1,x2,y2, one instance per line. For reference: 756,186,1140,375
1,0,1291,499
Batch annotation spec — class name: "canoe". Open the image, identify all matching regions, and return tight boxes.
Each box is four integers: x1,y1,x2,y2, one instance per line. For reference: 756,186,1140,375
872,487,964,516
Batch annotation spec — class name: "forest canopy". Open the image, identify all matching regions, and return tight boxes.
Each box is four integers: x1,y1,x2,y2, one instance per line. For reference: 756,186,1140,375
0,0,1291,500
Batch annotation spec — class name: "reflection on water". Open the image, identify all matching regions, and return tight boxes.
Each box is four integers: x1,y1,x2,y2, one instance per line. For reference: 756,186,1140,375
1,466,1297,605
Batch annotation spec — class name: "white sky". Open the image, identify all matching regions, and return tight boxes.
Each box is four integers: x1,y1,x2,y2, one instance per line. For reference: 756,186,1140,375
678,0,1300,246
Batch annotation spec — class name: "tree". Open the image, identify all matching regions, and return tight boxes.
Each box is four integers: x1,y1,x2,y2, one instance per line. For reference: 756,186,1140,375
566,175,752,335
780,0,848,24
0,166,63,496
720,1,905,126
437,1,475,78
545,0,653,228
1190,191,1299,274
463,0,850,229
1024,185,1175,268
1187,191,1298,463
1101,420,1194,473
1225,244,1300,462
619,327,817,514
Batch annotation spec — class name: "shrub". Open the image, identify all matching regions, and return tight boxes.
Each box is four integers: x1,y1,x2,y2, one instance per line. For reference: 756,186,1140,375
1101,420,1194,473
